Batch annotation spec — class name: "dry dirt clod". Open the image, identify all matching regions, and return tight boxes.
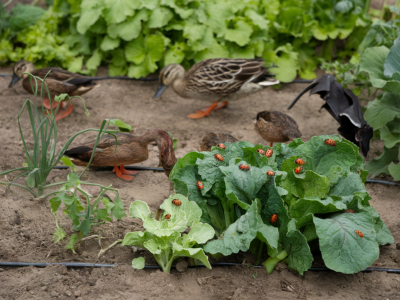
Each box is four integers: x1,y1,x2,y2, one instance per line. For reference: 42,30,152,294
176,260,188,273
231,288,242,300
197,276,213,285
280,280,297,293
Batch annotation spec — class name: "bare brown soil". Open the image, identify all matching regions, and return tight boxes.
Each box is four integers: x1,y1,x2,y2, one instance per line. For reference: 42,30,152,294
0,65,399,300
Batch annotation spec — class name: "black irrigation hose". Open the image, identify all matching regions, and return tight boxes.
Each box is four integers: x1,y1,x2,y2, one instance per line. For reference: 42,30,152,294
53,166,164,172
2,261,400,273
365,179,400,186
0,74,315,83
52,165,400,186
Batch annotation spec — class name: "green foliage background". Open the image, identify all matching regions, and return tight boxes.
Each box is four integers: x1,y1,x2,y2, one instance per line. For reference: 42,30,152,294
321,8,400,180
0,0,371,82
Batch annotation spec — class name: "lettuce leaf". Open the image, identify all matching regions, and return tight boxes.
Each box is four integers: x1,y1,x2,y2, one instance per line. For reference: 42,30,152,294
122,194,215,273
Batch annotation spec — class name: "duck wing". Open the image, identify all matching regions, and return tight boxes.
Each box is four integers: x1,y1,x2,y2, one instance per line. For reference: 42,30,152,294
33,67,85,81
185,59,267,96
64,133,133,162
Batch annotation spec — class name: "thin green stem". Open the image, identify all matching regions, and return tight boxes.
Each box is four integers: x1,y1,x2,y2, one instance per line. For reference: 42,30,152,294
3,0,14,7
256,242,265,266
365,0,371,14
263,250,288,274
0,167,30,176
42,181,69,189
0,181,37,197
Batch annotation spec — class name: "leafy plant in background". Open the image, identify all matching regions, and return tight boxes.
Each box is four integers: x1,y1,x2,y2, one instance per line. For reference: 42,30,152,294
170,136,393,274
358,35,400,180
53,0,371,81
122,194,215,273
1,0,371,81
0,4,77,67
321,6,400,90
320,7,400,180
0,73,131,250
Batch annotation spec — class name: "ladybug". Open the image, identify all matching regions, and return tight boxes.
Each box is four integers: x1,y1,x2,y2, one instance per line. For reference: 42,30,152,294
265,149,273,158
266,170,275,176
172,199,182,206
257,149,265,155
324,139,336,146
215,154,224,161
270,214,278,224
355,230,364,238
239,164,250,170
217,143,226,149
165,214,171,220
295,158,305,165
294,167,303,174
196,181,204,190
346,209,356,213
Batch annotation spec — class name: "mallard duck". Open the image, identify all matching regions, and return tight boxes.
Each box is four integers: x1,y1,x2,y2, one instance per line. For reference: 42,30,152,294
199,133,238,151
255,111,302,147
64,130,177,181
9,60,103,121
154,58,279,119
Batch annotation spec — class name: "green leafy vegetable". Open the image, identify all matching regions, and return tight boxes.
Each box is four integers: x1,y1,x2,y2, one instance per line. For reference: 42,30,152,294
122,194,215,273
357,35,400,180
1,0,372,81
171,135,393,274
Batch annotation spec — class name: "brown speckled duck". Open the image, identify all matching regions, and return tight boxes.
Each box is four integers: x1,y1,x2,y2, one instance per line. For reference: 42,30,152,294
255,111,302,147
64,130,177,181
154,58,279,119
199,133,238,151
9,60,102,121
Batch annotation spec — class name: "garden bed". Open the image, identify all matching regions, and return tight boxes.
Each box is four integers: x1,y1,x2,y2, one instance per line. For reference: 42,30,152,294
0,66,399,299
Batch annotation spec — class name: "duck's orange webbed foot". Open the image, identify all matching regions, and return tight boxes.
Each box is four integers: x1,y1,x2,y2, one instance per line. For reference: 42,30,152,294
54,103,74,121
42,98,58,110
200,101,228,112
119,165,140,175
187,101,228,119
112,166,135,181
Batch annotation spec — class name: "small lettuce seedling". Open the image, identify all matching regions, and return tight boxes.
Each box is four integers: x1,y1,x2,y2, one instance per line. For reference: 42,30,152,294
122,194,215,273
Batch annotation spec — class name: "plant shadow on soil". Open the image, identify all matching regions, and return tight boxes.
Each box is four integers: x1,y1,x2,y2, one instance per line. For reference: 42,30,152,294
0,66,399,300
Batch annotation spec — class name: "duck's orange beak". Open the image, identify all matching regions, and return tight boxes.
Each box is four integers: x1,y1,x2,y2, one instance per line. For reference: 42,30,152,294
153,84,167,98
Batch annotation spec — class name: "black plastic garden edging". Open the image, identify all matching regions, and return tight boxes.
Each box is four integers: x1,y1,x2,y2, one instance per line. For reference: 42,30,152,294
52,165,400,186
53,166,164,172
1,261,400,274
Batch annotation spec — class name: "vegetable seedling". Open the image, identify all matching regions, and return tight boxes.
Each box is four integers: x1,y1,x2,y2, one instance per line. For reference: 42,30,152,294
122,194,215,273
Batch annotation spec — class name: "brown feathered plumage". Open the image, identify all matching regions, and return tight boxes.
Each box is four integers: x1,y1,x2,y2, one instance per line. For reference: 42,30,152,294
199,133,238,151
255,111,302,147
64,130,177,180
154,58,279,118
9,60,99,99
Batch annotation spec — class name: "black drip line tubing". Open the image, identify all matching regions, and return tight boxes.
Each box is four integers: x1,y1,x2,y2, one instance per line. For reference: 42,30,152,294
0,74,315,84
52,165,400,186
1,262,400,274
